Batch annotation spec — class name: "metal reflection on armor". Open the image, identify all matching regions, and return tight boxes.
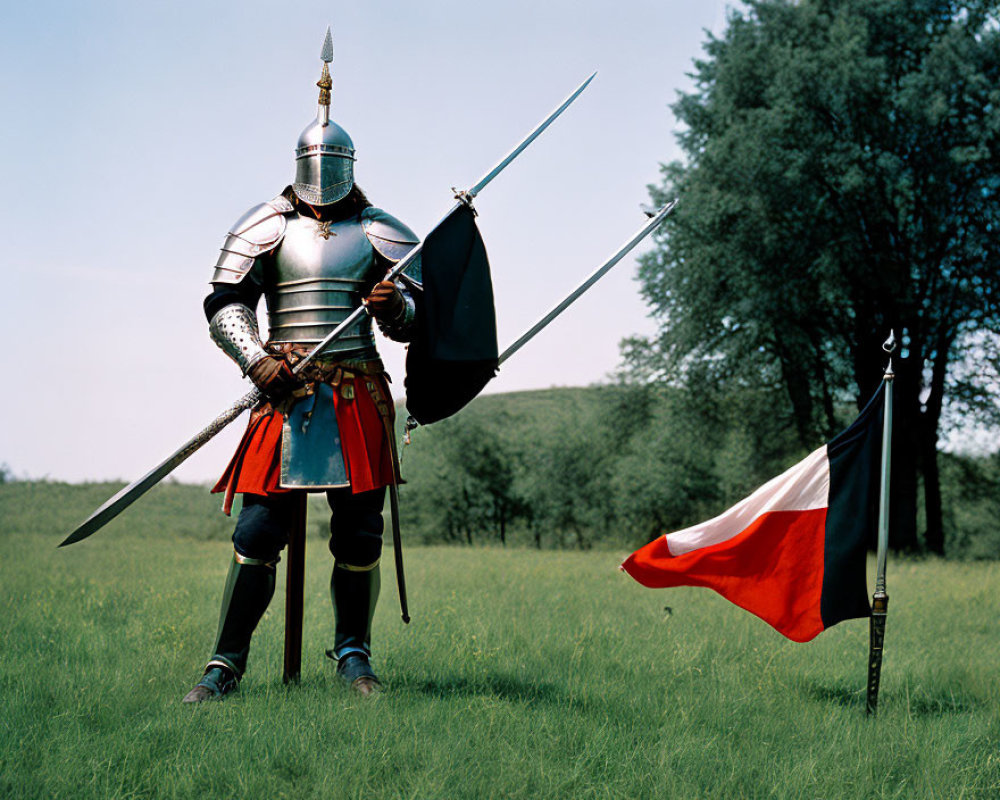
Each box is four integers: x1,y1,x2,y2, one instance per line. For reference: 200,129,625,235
266,212,379,359
364,209,421,340
362,208,421,264
209,304,268,375
211,196,293,285
293,122,355,206
280,382,349,488
376,293,416,340
292,28,355,206
263,207,421,359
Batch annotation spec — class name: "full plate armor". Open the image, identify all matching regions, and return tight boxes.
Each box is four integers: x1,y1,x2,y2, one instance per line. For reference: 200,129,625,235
209,199,419,369
184,30,417,702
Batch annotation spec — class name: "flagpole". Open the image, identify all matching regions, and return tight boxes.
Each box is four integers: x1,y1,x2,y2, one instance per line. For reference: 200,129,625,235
866,330,896,716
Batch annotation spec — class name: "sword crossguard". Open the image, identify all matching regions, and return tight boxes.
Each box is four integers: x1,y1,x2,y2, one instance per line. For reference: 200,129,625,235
451,187,478,216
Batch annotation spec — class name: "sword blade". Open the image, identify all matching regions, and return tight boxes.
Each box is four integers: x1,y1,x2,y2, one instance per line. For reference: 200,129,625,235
468,71,597,198
59,388,261,547
499,200,677,365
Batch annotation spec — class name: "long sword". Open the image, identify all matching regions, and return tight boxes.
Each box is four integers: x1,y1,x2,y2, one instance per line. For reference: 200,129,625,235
60,72,597,547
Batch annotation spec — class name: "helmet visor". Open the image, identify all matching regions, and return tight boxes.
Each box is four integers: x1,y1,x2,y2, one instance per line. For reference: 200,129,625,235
293,152,354,206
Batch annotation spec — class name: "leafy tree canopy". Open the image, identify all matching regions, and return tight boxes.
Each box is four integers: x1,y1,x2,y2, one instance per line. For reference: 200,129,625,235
631,0,1000,552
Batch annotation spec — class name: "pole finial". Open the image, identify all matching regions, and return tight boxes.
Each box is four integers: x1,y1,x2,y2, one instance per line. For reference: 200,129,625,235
320,27,334,63
882,329,896,379
316,27,333,125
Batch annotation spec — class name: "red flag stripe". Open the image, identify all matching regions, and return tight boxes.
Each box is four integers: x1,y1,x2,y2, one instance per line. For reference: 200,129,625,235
622,507,828,642
622,383,885,642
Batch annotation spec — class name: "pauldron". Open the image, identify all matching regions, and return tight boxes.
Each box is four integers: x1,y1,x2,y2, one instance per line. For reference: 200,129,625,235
211,196,294,286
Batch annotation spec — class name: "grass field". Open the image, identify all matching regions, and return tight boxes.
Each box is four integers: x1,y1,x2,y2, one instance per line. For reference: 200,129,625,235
2,482,999,799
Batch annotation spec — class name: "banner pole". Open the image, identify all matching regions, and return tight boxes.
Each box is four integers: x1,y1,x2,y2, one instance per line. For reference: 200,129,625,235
866,331,896,715
283,493,308,684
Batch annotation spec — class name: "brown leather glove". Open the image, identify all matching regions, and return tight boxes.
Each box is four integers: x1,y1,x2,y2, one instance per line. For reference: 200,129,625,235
247,355,298,400
364,280,405,322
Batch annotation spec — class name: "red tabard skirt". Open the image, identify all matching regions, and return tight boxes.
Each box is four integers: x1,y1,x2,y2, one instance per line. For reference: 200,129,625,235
212,369,398,515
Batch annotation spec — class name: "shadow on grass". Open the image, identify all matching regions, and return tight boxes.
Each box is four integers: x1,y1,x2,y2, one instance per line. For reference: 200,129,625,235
897,692,978,716
398,672,569,706
240,670,578,711
804,682,865,709
804,681,978,716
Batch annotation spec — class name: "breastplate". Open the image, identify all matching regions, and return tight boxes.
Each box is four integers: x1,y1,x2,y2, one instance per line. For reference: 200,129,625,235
264,212,380,360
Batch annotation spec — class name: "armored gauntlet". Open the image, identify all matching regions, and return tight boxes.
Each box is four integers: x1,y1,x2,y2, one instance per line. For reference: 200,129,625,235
247,356,298,400
365,280,404,321
366,280,417,341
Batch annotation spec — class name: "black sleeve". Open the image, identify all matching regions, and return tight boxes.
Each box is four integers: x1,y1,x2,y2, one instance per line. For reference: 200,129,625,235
203,280,264,323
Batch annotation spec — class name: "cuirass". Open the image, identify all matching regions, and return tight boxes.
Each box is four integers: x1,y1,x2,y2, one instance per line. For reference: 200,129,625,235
264,212,379,360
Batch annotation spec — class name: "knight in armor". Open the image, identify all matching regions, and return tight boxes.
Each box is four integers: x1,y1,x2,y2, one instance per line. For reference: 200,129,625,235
183,32,418,702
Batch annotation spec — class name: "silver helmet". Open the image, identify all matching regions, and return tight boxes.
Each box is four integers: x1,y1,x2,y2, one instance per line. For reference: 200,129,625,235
292,28,356,206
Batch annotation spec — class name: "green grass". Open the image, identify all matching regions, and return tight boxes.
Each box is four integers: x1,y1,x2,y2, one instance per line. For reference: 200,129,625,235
2,483,999,799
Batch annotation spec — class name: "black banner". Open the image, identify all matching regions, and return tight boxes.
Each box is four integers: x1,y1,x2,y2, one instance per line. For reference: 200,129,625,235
404,203,499,425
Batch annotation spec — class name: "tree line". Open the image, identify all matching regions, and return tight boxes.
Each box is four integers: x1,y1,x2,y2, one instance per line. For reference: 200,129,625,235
396,386,999,558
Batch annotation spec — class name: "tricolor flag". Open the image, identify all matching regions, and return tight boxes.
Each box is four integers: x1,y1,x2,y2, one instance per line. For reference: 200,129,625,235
622,383,887,642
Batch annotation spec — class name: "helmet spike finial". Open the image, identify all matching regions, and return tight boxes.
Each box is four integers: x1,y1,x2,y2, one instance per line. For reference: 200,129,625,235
295,25,355,206
317,27,334,126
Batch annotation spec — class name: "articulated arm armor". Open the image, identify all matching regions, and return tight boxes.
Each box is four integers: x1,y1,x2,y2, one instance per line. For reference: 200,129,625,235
207,195,293,373
207,195,420,367
362,208,420,342
208,304,268,375
210,196,293,286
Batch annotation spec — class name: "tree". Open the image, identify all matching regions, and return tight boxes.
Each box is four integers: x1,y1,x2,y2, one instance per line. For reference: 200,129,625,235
633,0,1000,553
520,407,614,550
399,413,528,545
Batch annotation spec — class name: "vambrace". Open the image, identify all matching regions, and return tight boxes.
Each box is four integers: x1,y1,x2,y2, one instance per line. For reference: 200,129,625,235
209,303,269,375
375,281,418,342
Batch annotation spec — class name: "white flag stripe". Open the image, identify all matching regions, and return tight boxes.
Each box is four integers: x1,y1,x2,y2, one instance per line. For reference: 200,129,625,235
666,445,831,556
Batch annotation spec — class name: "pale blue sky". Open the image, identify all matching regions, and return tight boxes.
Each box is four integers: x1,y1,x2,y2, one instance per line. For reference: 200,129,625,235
0,0,735,482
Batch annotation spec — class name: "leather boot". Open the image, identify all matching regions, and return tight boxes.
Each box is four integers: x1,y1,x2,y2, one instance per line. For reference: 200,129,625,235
328,561,381,693
336,653,381,696
182,665,238,703
181,552,276,703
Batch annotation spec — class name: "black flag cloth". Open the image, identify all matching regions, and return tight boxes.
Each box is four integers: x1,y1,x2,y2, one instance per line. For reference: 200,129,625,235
404,203,499,425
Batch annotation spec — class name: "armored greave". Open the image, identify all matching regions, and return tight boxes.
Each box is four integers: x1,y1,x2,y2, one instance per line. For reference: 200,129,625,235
330,561,380,659
207,552,277,677
326,486,386,660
